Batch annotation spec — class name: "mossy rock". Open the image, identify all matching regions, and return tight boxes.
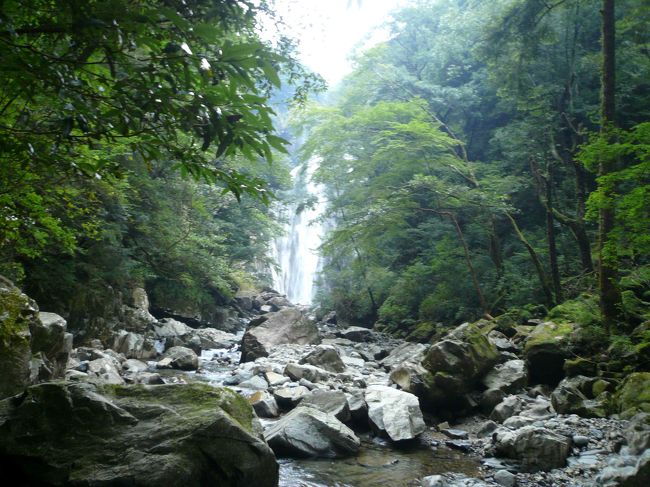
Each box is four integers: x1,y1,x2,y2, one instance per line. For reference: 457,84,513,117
0,382,278,486
0,279,38,399
405,322,438,343
420,322,499,417
546,294,600,327
564,357,598,377
524,322,575,386
615,372,650,417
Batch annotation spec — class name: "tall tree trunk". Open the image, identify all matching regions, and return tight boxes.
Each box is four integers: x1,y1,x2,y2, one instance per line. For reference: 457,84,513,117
599,0,621,328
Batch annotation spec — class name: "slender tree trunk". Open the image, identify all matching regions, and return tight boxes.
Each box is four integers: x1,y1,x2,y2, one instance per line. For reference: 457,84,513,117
445,212,490,317
546,165,563,303
505,212,555,307
572,161,595,272
599,0,621,328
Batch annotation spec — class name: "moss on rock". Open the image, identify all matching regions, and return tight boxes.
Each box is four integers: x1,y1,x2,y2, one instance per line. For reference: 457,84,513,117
0,280,38,399
0,382,278,486
615,372,650,416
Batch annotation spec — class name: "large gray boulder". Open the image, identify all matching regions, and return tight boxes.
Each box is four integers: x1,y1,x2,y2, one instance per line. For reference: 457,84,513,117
492,425,572,472
264,406,360,458
87,356,125,384
301,390,351,422
194,328,238,350
337,326,373,342
551,375,609,418
0,382,278,486
33,312,72,378
284,362,331,383
482,359,527,394
365,385,426,442
111,330,158,360
300,345,346,373
153,318,194,339
157,346,199,371
273,386,311,410
249,391,280,418
420,323,499,416
241,308,320,362
380,342,428,370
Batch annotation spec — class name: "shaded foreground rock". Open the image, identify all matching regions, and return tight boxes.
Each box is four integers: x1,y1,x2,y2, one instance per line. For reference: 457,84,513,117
0,382,278,486
240,308,320,362
0,280,72,399
264,405,360,458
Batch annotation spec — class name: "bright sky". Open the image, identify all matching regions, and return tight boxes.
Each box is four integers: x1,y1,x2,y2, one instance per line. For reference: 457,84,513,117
272,0,411,86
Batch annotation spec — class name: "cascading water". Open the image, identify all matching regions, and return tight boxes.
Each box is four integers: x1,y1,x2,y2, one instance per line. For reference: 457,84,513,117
270,157,325,305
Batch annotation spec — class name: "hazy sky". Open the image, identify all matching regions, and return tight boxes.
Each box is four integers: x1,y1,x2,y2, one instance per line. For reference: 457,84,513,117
273,0,411,86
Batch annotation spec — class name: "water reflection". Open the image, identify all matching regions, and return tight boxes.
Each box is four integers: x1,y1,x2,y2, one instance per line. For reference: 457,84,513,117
279,435,481,487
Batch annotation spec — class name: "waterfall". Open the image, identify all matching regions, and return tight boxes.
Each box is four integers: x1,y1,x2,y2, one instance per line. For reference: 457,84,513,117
271,157,325,305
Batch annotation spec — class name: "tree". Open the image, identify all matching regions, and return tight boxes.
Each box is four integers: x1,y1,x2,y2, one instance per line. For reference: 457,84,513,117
597,0,622,326
0,0,322,268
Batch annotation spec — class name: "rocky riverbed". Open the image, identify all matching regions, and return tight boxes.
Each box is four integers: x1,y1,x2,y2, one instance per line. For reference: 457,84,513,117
1,280,649,486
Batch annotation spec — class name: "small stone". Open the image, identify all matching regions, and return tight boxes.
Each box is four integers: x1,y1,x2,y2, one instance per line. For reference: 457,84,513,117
445,440,472,452
493,469,516,487
573,435,589,447
441,428,469,440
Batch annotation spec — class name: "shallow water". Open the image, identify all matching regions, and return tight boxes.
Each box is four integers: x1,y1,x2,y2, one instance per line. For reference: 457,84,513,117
170,344,482,487
278,435,482,487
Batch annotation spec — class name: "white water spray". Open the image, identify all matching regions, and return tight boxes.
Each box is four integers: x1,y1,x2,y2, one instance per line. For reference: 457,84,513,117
270,157,326,305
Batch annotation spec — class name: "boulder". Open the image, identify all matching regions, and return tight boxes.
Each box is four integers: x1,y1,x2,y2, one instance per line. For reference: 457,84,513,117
420,323,499,415
1,281,74,399
625,413,650,455
157,346,199,371
299,345,346,373
264,406,360,458
267,296,292,310
238,375,269,391
482,359,527,394
249,391,280,418
87,356,125,384
265,371,290,387
551,375,609,418
389,361,427,396
284,363,331,383
120,287,157,333
111,330,158,360
194,328,238,350
615,372,650,416
345,389,368,423
597,450,650,487
240,308,320,362
365,385,426,442
273,386,311,410
0,382,278,486
380,342,428,370
492,425,571,472
337,326,373,342
523,321,573,386
33,312,72,378
0,279,37,398
153,318,194,339
301,390,351,422
490,395,524,423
